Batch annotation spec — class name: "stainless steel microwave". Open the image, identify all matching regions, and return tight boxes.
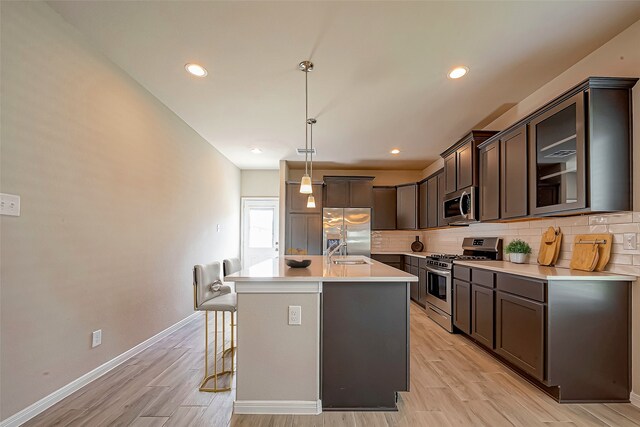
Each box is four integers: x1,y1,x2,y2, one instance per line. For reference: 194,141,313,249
443,187,477,225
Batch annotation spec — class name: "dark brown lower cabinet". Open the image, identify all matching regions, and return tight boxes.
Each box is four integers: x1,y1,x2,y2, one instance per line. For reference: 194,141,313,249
370,254,402,270
458,266,630,402
452,279,471,334
471,284,494,349
410,266,419,302
495,290,545,381
418,267,427,307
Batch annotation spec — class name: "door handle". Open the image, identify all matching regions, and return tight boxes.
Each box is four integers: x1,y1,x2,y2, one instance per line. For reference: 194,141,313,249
459,191,468,217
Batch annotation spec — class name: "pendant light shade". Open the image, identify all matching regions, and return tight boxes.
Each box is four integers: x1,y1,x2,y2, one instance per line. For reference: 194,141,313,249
306,194,316,208
300,174,312,194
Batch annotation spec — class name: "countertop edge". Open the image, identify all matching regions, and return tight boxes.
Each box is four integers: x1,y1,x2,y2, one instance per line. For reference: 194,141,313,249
453,260,637,282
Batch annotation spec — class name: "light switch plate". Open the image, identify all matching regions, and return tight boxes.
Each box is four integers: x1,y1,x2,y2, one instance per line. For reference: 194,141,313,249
623,233,637,250
92,330,102,348
0,193,20,216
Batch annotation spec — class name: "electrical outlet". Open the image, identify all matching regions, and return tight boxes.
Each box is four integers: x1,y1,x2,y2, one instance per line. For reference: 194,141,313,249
0,193,20,216
217,224,223,233
623,233,637,250
92,330,102,348
288,306,301,325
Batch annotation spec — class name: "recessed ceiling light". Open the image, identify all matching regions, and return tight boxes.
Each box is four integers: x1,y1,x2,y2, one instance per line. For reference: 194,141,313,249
185,63,208,77
390,148,400,155
448,66,469,79
251,148,263,154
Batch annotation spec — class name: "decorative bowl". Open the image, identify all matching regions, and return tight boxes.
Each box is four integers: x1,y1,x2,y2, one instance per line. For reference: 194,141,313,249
285,259,312,268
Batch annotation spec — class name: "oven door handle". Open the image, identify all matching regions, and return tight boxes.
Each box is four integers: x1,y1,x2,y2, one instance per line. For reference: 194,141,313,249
426,266,451,276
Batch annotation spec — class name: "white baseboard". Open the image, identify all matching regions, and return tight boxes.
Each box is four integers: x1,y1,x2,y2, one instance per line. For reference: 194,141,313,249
0,312,200,427
630,392,640,408
233,400,322,415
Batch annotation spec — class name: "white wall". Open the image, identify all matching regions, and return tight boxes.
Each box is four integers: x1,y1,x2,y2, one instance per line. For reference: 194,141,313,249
241,169,280,198
0,2,241,420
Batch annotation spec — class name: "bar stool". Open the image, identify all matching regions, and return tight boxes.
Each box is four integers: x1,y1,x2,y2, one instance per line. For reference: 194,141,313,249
223,257,242,277
193,261,237,392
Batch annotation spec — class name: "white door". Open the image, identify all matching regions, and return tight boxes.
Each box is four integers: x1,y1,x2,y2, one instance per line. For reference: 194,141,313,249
241,198,279,268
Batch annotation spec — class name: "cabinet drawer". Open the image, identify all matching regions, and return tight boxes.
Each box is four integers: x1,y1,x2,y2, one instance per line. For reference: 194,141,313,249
472,269,495,288
419,258,427,269
496,274,546,303
409,256,419,267
453,265,471,282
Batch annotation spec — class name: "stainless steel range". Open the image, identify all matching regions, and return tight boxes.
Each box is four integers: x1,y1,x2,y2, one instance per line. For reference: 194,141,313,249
425,237,502,332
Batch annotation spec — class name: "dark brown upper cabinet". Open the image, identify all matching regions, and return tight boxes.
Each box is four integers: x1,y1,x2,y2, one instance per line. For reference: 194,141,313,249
441,131,499,196
457,142,474,189
479,140,500,221
396,183,418,230
529,92,585,215
527,77,636,216
324,178,349,208
349,178,374,208
437,172,448,227
443,153,457,194
324,176,374,208
287,182,323,214
372,186,397,230
285,213,322,255
500,126,528,219
418,180,428,229
475,77,637,221
418,169,444,229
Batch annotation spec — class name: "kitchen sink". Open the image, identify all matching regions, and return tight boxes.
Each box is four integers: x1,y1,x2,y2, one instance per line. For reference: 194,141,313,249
331,256,371,265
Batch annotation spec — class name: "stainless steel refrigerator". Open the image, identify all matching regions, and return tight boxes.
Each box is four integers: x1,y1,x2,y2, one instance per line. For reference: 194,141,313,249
322,208,371,256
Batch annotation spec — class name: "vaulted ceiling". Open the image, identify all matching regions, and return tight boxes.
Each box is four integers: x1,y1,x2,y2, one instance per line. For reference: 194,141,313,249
48,1,640,169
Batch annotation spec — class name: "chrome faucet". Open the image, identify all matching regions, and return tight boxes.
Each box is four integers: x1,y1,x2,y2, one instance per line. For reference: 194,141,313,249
327,240,347,262
327,227,347,263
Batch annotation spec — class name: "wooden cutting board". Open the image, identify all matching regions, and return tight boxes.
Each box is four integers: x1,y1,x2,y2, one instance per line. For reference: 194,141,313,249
537,227,562,266
570,233,613,272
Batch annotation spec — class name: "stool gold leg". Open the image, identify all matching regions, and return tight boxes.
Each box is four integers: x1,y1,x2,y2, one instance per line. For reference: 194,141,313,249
204,311,209,378
199,310,233,393
230,311,235,372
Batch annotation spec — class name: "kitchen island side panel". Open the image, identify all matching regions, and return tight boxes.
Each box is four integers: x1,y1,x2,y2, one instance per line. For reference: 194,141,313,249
236,292,320,403
322,281,410,410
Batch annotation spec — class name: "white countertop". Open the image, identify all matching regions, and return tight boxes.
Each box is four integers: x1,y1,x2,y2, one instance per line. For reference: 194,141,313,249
454,260,637,282
226,256,418,282
371,251,436,258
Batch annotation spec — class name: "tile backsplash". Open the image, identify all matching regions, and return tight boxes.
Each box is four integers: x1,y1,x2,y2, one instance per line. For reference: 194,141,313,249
373,212,640,276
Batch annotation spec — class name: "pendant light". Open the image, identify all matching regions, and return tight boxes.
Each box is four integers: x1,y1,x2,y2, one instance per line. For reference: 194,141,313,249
299,60,313,194
306,117,317,208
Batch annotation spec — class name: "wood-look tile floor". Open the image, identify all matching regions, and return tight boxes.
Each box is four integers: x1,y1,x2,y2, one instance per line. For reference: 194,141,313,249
24,304,640,426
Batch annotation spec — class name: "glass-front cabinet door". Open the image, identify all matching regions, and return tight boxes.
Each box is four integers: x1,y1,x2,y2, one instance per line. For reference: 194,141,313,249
528,92,586,215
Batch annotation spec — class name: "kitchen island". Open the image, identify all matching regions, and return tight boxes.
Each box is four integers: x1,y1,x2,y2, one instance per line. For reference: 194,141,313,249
225,255,417,414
